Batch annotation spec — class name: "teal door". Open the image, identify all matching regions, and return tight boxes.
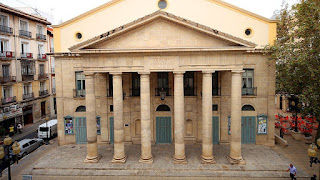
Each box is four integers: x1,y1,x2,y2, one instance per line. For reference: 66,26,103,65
241,116,256,144
212,116,219,144
110,117,114,144
75,117,87,144
156,117,171,144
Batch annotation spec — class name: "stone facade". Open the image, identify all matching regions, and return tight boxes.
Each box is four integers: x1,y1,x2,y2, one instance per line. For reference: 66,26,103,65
53,0,276,164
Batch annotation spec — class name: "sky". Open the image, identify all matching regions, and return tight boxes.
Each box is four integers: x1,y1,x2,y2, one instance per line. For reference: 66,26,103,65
0,0,299,25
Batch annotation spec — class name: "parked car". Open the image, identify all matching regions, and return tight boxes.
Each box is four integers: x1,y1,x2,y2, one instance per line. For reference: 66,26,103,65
17,139,44,158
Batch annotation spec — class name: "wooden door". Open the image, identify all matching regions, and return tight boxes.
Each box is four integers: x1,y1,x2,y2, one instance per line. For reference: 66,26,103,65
241,116,256,144
75,117,87,144
156,117,171,144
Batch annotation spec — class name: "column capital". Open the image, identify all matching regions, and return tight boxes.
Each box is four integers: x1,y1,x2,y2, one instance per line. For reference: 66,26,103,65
138,72,150,75
173,71,185,75
232,70,245,74
110,72,122,75
202,70,215,74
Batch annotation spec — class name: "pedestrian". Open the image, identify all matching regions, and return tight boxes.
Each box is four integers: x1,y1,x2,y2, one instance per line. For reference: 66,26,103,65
14,123,17,133
287,164,297,180
280,128,284,138
311,174,317,180
17,123,22,134
9,125,14,137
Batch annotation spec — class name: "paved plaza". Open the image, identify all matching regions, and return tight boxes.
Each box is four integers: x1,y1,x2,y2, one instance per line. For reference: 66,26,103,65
21,143,309,179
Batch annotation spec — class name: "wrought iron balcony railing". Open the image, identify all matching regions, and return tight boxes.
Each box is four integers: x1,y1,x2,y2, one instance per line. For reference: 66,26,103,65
130,88,140,96
242,87,257,96
38,73,48,80
36,34,46,41
37,54,47,60
0,25,13,34
0,51,14,58
212,88,221,96
39,90,48,96
23,92,34,100
21,52,33,59
19,30,32,38
2,96,16,104
184,87,197,96
22,75,34,81
73,89,85,98
0,76,16,84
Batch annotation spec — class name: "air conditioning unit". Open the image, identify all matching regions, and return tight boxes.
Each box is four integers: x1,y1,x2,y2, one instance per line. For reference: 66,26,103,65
41,54,46,59
4,107,10,112
6,51,12,57
26,53,32,58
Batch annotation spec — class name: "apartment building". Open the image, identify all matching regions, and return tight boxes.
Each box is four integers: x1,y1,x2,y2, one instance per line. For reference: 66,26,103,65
0,3,51,131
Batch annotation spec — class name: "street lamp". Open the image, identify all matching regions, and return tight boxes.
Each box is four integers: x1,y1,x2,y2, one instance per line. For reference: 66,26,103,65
308,139,320,179
0,136,21,180
159,88,166,101
45,116,49,145
291,101,302,132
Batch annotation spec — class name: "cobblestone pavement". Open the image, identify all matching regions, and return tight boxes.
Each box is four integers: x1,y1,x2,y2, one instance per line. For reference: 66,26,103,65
21,143,309,179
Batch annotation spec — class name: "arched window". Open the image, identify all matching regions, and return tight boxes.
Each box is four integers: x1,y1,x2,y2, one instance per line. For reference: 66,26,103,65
241,105,255,111
156,104,170,111
75,106,86,112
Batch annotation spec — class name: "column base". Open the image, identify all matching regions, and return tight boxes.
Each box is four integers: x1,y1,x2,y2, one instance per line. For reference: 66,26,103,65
139,156,153,164
201,155,216,164
111,155,127,163
227,155,246,165
173,156,187,164
83,154,101,163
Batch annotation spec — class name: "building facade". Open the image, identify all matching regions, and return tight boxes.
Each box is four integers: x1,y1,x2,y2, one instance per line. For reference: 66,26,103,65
53,0,276,164
0,3,51,132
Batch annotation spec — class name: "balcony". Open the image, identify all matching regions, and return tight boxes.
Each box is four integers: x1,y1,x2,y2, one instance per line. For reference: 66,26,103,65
37,54,47,60
155,88,171,96
21,53,33,59
212,88,221,96
19,30,32,38
0,25,13,34
22,75,34,81
38,73,48,80
51,68,55,74
130,88,140,96
1,96,16,104
36,34,46,41
73,89,85,98
242,87,257,96
0,76,16,84
23,92,34,100
184,87,197,96
39,90,48,96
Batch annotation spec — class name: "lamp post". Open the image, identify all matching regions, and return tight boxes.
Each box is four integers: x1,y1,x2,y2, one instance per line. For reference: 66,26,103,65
45,116,49,145
308,139,320,179
291,101,302,132
0,136,21,180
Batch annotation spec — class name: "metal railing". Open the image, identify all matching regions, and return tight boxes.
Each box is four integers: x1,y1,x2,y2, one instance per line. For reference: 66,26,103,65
155,88,171,96
0,51,14,58
21,52,33,59
0,25,13,34
38,73,48,80
23,92,34,100
184,87,197,96
39,90,48,96
130,88,140,96
242,87,257,96
22,75,34,81
36,33,46,40
37,54,47,60
19,30,32,38
212,88,221,96
0,76,16,84
73,89,85,98
1,96,16,104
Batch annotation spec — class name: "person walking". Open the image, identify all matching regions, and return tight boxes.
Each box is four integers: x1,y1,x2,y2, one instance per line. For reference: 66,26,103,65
280,128,284,138
287,164,297,180
17,123,22,134
9,125,14,137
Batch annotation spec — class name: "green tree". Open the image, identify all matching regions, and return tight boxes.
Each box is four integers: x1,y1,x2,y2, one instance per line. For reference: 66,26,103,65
266,0,320,139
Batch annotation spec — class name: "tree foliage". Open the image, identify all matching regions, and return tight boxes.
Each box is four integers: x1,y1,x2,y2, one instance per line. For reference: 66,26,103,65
266,0,320,119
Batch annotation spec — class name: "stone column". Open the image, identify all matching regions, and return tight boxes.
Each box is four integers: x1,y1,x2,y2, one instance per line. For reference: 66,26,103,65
201,71,215,163
84,72,101,163
228,70,245,165
111,72,127,163
139,72,153,163
173,71,187,164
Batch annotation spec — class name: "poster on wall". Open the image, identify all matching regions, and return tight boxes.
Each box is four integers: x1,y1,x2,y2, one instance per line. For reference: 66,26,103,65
257,114,268,135
64,116,74,135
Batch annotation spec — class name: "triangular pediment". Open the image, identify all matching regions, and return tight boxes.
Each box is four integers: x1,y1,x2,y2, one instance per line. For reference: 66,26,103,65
70,11,256,52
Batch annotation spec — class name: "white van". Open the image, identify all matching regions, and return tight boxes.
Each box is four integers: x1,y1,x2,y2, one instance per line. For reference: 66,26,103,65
38,119,57,139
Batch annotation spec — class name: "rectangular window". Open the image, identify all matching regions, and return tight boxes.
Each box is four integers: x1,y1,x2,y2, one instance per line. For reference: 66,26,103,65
242,69,254,95
21,61,35,75
212,72,219,96
131,73,140,96
64,116,74,135
212,104,218,111
39,64,44,75
110,105,113,112
0,15,8,26
21,42,29,55
38,44,44,55
20,20,28,31
184,72,195,96
75,72,85,97
97,116,101,135
108,74,113,97
0,39,8,53
23,83,32,94
3,86,12,99
40,81,45,91
157,72,169,96
2,65,9,77
36,25,43,35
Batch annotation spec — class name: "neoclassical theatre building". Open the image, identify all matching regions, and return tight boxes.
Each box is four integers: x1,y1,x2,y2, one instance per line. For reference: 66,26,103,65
52,0,276,164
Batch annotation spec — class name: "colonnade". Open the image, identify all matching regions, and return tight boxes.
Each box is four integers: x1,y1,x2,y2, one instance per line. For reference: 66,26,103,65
83,70,244,164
